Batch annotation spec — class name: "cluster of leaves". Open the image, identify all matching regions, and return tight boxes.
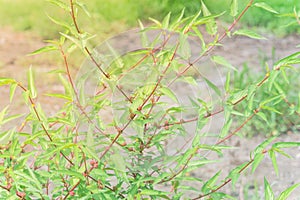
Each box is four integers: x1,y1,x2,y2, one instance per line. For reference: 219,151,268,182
0,0,300,199
233,62,300,137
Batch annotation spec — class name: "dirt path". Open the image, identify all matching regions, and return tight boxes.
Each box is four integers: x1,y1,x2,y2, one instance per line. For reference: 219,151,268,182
0,27,300,199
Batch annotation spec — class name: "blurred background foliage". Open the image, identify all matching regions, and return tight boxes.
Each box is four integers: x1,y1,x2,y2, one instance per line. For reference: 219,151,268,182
0,0,299,39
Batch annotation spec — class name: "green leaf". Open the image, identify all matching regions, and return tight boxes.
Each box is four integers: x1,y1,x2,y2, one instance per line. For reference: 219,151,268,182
181,76,198,86
228,89,247,105
211,56,237,71
74,1,91,17
162,12,171,29
230,0,238,17
111,153,126,172
56,170,85,180
60,32,82,49
254,137,276,155
225,72,231,92
192,26,206,51
201,0,217,35
0,129,15,145
149,17,162,27
176,148,196,168
81,146,99,162
201,170,221,193
0,78,16,86
140,189,169,198
233,29,266,40
227,162,248,189
268,70,280,91
47,0,70,11
273,148,292,159
159,87,178,103
28,45,57,56
274,52,300,69
183,9,201,33
28,66,37,98
138,20,149,47
9,83,17,102
277,183,300,200
1,114,24,125
196,111,208,132
45,93,72,101
260,95,282,107
264,177,275,200
220,118,232,138
269,150,279,176
178,33,191,59
192,133,201,147
46,14,71,30
254,2,279,14
252,153,264,173
273,142,300,148
0,106,9,126
204,78,221,97
256,112,268,124
261,106,282,114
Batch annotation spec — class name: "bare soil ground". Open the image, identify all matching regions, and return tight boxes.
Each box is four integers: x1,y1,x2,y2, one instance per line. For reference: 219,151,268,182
0,26,300,199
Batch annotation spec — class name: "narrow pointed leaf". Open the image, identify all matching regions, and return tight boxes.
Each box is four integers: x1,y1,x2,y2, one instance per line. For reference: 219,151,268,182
211,56,237,71
204,78,221,97
233,29,266,40
254,2,279,14
28,46,57,56
277,183,300,200
269,150,279,176
159,87,178,103
230,0,238,17
28,66,37,98
264,177,275,200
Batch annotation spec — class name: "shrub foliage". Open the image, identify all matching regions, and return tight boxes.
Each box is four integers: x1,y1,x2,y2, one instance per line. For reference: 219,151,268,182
0,0,300,199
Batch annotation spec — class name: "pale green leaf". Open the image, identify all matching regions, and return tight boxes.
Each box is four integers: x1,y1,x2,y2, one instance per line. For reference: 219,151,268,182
0,78,16,86
47,0,70,11
211,55,237,71
28,46,57,56
264,177,275,200
256,112,268,124
274,52,300,69
111,153,126,172
225,71,231,92
140,189,169,197
159,87,178,103
45,93,72,101
273,142,300,148
201,170,221,193
233,29,266,40
277,183,300,200
28,66,37,98
254,2,279,14
149,17,162,27
162,12,171,29
74,1,91,17
56,170,85,180
254,137,276,155
252,153,264,173
204,78,221,97
9,83,17,102
269,150,279,176
201,0,217,35
230,0,238,17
